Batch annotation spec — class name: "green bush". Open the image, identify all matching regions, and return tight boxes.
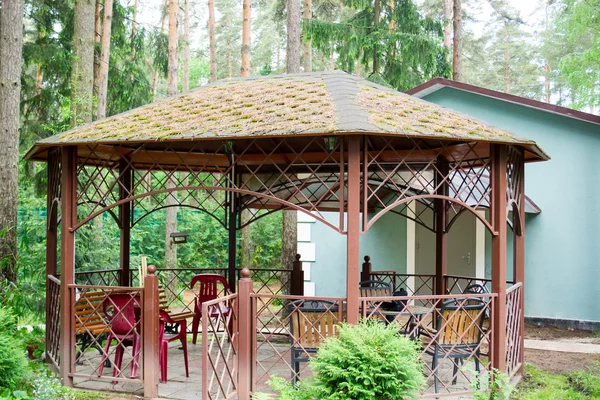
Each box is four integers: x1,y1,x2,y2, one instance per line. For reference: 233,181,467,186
308,320,425,399
0,310,29,390
470,368,514,400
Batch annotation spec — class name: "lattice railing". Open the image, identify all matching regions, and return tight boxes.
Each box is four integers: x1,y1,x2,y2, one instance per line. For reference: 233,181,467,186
202,293,239,400
251,294,345,391
369,272,436,296
46,275,61,369
75,269,121,287
69,285,144,387
361,293,495,397
444,275,492,294
505,283,523,378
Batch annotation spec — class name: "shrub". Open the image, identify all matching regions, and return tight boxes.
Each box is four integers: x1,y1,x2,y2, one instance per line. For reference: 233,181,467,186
0,310,29,390
470,368,514,400
308,320,425,399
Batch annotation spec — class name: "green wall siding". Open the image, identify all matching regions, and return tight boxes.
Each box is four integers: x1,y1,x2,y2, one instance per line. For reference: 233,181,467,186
424,88,600,322
308,211,407,297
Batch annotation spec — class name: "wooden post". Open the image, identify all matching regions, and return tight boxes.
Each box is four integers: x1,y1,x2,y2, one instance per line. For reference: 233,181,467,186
290,254,304,296
435,156,449,295
119,158,132,287
346,136,361,324
237,268,252,399
59,146,77,386
491,144,507,371
360,255,372,283
143,265,160,398
228,172,238,292
514,155,526,375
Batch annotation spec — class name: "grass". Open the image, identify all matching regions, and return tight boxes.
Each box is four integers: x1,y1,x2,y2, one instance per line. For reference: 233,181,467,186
512,362,600,399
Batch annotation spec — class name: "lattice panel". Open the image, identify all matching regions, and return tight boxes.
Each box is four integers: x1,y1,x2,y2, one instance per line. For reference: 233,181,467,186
505,283,523,378
361,293,495,397
46,276,61,368
364,137,493,232
70,286,144,384
444,276,492,295
506,145,524,212
236,136,345,229
369,272,436,296
47,148,62,224
202,293,239,400
251,295,345,390
75,269,121,287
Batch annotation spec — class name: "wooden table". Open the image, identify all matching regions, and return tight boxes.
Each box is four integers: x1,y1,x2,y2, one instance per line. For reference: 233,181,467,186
375,305,431,339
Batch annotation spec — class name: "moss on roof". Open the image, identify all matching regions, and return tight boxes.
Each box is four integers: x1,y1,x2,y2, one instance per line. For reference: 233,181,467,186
30,71,547,161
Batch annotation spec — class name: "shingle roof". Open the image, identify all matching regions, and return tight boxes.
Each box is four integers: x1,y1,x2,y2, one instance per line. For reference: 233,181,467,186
27,71,548,160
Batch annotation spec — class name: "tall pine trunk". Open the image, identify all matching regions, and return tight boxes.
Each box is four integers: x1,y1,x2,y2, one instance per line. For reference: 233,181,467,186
443,0,452,57
183,0,190,91
452,0,462,81
241,0,252,76
71,0,96,125
165,0,179,293
302,0,312,72
96,0,114,120
287,0,301,73
94,0,102,96
152,0,168,97
0,0,24,283
209,0,217,81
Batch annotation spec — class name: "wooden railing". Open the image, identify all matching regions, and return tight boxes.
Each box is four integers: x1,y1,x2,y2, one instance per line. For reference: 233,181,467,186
46,275,61,369
505,282,523,378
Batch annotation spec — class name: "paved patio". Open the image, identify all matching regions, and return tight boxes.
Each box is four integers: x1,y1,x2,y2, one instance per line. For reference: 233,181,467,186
72,335,482,399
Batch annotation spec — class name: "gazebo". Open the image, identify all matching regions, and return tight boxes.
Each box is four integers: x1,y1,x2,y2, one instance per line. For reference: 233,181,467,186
26,71,548,399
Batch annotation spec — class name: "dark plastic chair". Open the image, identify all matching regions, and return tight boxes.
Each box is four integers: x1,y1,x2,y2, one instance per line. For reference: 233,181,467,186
97,293,141,379
421,298,486,393
190,274,232,344
464,284,489,294
287,299,339,383
159,310,189,382
359,280,392,297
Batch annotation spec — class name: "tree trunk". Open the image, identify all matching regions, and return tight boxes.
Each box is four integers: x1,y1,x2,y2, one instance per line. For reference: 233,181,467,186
282,210,297,276
241,0,252,76
131,0,138,44
452,0,462,81
183,0,190,91
0,0,24,283
443,0,452,58
209,0,217,82
302,0,312,72
94,0,102,96
287,0,301,73
240,210,252,269
152,0,168,97
372,0,380,74
167,0,179,96
71,0,96,125
227,14,233,78
96,0,114,120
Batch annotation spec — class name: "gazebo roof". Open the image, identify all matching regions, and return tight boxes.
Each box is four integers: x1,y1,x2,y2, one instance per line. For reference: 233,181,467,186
26,71,548,161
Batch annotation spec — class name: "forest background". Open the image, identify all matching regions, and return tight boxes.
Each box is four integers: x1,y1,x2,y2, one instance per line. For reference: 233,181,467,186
0,0,597,322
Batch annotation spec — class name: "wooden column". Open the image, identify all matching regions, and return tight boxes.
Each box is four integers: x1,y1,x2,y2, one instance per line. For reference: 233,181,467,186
290,254,304,296
491,144,507,371
119,158,132,287
143,265,160,398
514,155,526,374
360,256,371,283
237,268,252,399
346,136,361,324
59,146,77,386
434,156,449,295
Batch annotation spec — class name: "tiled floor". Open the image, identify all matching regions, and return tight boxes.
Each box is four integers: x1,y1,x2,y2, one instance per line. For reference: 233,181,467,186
73,338,479,399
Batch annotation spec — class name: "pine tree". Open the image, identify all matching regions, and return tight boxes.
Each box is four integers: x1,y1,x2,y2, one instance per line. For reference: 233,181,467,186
96,0,114,120
305,0,450,90
71,0,96,125
241,0,252,76
0,0,25,283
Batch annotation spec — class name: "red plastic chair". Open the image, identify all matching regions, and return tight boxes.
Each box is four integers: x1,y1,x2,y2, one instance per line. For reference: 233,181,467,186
190,274,232,344
97,293,141,379
159,310,189,382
